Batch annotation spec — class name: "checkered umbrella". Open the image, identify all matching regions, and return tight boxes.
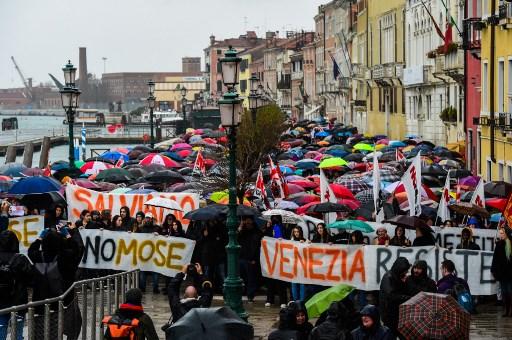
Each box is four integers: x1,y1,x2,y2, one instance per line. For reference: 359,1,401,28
335,178,371,193
367,168,402,182
398,292,470,340
354,189,374,204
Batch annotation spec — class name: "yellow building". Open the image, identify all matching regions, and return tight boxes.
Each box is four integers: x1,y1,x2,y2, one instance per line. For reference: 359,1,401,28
366,0,406,140
154,75,205,112
239,44,266,108
479,0,512,182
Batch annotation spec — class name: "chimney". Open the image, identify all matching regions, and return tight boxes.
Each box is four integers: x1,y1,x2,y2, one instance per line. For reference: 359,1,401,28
79,47,88,100
209,35,216,45
27,78,33,89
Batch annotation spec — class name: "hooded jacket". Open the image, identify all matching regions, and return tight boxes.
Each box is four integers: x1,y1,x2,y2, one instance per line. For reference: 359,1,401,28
287,301,313,340
405,260,437,296
456,227,480,250
167,272,213,323
0,230,32,309
268,308,300,340
379,257,411,332
309,302,351,340
109,304,159,340
492,238,512,282
351,305,393,340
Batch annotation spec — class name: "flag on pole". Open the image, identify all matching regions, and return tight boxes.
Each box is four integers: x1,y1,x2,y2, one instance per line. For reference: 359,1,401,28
504,194,512,228
401,153,422,216
437,173,451,222
255,165,270,209
444,22,454,53
269,156,289,199
43,162,51,177
193,149,206,176
420,0,445,40
114,158,124,168
470,178,486,208
372,151,384,222
396,149,406,162
329,52,341,80
319,169,336,203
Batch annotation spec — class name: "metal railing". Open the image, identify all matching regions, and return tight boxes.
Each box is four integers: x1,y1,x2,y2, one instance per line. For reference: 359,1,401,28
0,270,139,340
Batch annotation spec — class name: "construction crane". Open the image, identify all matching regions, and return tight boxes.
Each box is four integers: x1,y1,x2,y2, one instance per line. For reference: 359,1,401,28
10,56,33,100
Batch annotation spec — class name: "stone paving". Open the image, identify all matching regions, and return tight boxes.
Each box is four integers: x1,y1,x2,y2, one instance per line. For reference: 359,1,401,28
141,293,512,339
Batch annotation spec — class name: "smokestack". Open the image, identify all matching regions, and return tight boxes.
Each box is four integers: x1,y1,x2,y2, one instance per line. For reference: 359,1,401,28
79,47,88,100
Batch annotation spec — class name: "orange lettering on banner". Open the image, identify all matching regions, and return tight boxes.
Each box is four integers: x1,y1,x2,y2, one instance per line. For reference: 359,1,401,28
308,247,325,280
261,239,279,275
293,246,308,278
279,243,294,279
119,195,127,210
74,188,93,218
340,250,348,280
130,195,140,216
348,248,366,282
96,195,105,212
325,248,340,281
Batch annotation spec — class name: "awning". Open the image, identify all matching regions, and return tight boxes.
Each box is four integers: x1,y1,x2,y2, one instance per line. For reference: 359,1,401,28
304,105,322,117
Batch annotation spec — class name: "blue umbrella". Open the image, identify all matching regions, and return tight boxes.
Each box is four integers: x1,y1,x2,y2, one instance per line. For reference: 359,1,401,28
161,152,185,162
50,161,69,171
389,140,407,148
491,213,502,223
405,134,419,139
8,176,61,194
101,151,129,162
0,163,27,177
296,160,320,169
325,149,350,158
279,166,293,175
316,131,330,138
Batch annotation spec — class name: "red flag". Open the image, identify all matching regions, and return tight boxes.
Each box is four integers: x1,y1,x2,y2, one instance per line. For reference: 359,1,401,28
420,0,445,40
504,194,512,228
193,149,206,175
255,166,270,209
42,162,51,177
396,149,406,162
444,22,453,53
268,156,289,199
115,158,124,168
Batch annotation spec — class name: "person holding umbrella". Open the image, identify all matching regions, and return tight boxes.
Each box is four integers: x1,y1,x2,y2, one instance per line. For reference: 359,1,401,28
238,216,262,303
492,227,512,316
412,225,436,247
405,260,437,296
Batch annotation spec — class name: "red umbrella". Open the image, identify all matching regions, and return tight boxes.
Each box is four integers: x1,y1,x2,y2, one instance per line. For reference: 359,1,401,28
296,202,320,215
113,147,130,154
286,183,305,195
315,184,355,200
288,193,320,205
170,143,192,151
304,151,322,159
177,149,192,158
80,161,114,175
202,138,217,144
0,175,12,181
337,198,361,210
288,180,318,190
486,197,508,211
71,179,101,190
139,154,181,168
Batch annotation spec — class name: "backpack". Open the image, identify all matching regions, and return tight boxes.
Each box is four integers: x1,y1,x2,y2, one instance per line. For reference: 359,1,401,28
102,315,140,340
0,255,16,303
33,256,64,300
454,283,474,314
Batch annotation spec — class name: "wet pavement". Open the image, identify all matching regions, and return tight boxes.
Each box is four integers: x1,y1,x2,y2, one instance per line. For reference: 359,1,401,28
141,293,512,339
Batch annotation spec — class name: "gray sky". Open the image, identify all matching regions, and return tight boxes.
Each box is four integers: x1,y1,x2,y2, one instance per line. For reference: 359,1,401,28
0,0,325,89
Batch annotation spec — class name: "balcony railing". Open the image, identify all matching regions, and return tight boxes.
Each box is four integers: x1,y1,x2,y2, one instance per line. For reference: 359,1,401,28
291,71,304,81
277,74,291,90
444,49,464,71
462,18,482,51
474,112,512,130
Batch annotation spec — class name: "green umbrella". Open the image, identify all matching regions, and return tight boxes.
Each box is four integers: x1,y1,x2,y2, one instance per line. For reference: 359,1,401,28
305,284,355,318
110,187,132,194
74,160,85,169
328,220,375,233
353,143,375,152
319,157,348,169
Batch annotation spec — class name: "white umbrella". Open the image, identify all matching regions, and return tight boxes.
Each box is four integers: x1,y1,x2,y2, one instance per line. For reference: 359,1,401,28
143,197,183,211
262,209,302,224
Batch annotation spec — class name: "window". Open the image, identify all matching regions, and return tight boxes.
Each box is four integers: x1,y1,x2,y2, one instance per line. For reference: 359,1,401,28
439,94,444,111
240,80,247,92
240,59,248,72
217,62,222,73
483,62,488,112
507,164,512,183
426,95,432,120
380,14,395,64
499,162,505,181
499,60,505,112
468,129,473,170
477,131,482,174
216,80,223,93
486,158,492,181
216,49,222,55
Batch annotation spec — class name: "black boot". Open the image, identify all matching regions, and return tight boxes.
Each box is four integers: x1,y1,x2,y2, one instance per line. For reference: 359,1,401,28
503,297,510,317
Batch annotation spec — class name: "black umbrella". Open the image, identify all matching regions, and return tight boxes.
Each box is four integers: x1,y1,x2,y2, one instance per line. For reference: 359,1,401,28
307,202,352,214
178,167,194,176
52,167,83,181
417,141,436,149
145,170,185,184
204,130,226,138
379,152,397,163
421,175,443,187
20,191,67,210
448,169,472,178
344,153,365,162
95,168,134,183
143,164,167,173
236,205,261,217
133,145,153,152
184,205,227,221
166,306,254,340
84,157,115,165
354,207,374,220
422,165,447,177
127,168,148,178
128,149,144,160
484,181,512,198
384,215,432,231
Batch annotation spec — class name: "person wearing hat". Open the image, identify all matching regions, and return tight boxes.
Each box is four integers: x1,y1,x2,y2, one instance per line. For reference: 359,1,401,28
412,225,436,247
103,288,159,340
350,305,393,340
136,212,160,294
456,227,480,250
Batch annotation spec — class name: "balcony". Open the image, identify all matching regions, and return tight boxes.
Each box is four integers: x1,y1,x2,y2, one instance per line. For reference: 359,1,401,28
463,18,482,51
291,71,304,81
277,74,291,90
444,49,464,85
338,77,350,89
474,113,512,131
372,63,403,80
352,63,365,78
499,3,512,26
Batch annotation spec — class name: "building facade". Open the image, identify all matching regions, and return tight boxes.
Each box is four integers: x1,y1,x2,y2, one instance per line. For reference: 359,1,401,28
154,75,206,112
478,0,512,182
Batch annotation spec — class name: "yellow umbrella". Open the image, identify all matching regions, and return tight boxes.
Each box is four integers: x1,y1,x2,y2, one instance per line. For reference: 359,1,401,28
375,144,386,151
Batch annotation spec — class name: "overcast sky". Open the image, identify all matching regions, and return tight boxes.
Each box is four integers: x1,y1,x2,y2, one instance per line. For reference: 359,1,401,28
0,0,326,89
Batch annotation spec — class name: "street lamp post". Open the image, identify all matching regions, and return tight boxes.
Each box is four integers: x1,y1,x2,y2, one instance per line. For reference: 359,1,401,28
60,61,81,168
219,46,247,320
248,73,261,123
147,80,156,148
181,86,188,121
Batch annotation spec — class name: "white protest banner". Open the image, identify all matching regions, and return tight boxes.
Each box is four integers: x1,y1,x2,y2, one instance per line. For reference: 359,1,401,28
79,229,195,276
7,215,44,254
66,184,200,227
298,215,324,240
471,178,486,208
260,237,496,295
